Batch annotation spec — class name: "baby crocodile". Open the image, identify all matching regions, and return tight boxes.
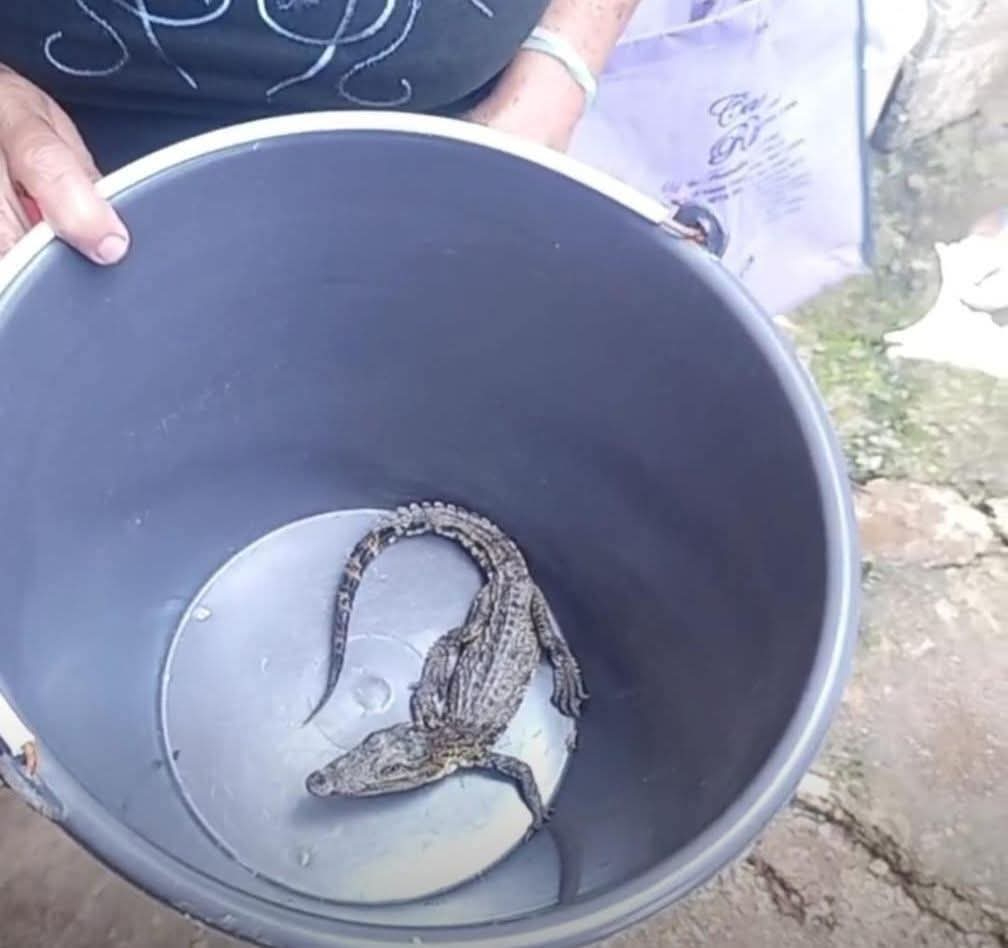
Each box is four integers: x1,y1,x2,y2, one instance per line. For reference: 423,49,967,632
304,501,588,828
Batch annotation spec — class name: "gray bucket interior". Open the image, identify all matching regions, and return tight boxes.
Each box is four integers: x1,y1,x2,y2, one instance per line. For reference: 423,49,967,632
0,126,854,946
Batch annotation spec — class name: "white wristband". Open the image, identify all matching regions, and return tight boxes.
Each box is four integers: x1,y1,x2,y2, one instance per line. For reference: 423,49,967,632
520,27,598,106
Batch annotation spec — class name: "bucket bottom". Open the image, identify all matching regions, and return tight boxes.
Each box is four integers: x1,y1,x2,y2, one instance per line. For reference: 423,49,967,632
160,509,575,905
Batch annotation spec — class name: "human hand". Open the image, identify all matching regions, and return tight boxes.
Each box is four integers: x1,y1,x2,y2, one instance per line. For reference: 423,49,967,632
0,63,129,264
467,49,589,152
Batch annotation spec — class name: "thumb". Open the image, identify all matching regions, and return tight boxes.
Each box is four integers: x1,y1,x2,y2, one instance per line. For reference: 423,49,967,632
3,113,128,265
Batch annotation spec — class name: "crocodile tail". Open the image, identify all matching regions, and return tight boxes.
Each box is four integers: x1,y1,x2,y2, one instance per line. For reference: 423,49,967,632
302,511,431,724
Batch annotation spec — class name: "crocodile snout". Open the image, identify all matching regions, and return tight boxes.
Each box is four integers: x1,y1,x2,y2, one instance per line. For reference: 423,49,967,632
305,769,333,796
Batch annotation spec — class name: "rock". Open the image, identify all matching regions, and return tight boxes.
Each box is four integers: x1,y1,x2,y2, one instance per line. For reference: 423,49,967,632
817,556,1008,904
906,173,927,193
873,0,1008,150
869,858,890,877
987,497,1008,539
798,772,832,801
856,479,996,566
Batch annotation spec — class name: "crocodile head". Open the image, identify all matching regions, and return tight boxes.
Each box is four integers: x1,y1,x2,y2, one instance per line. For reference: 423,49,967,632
305,722,459,797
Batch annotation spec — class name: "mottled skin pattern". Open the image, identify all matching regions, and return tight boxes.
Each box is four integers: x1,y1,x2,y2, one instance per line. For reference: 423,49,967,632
304,501,588,828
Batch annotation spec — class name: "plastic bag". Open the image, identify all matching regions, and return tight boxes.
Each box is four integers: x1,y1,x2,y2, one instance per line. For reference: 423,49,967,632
569,0,871,314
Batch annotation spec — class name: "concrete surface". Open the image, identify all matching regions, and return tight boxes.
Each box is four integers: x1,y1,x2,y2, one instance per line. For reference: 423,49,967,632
3,66,1008,948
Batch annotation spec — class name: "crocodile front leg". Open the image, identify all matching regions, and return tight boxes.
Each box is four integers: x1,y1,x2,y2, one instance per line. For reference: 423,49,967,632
531,588,589,718
481,751,548,828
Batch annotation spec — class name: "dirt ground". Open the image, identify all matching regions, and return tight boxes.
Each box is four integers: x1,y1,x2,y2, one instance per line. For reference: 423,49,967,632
2,66,1007,948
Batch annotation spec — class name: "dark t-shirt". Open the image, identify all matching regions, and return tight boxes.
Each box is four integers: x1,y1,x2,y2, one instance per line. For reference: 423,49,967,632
0,0,547,169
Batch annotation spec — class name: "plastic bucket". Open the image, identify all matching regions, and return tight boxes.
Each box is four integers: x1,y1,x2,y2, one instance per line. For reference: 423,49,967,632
0,114,857,947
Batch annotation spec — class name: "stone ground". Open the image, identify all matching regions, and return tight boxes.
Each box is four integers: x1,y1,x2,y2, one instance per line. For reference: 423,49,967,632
3,88,1008,948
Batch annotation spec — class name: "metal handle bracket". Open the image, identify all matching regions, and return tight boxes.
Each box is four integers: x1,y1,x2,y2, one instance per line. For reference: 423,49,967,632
663,201,729,258
0,691,34,767
0,691,59,818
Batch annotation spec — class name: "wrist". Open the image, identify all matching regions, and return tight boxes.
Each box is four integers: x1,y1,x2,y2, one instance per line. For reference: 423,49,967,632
483,51,585,148
494,47,589,118
519,27,598,107
466,33,597,151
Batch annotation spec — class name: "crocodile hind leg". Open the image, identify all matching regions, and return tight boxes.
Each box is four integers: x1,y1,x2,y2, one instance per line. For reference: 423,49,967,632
480,751,548,829
410,585,491,729
531,588,588,718
409,629,462,729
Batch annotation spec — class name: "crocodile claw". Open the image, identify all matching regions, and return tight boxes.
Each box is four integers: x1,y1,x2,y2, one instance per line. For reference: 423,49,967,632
551,662,589,718
523,806,553,840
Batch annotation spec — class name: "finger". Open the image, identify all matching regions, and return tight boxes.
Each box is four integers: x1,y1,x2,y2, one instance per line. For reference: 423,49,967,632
1,155,30,228
44,98,102,181
2,112,128,265
0,164,30,256
16,188,42,225
0,195,29,256
0,65,99,181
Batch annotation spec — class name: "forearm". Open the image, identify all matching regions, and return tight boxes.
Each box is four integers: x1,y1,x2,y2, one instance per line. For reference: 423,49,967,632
536,0,642,74
468,0,642,149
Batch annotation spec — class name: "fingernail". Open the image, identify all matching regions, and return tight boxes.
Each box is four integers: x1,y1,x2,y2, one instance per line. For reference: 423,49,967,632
94,233,128,265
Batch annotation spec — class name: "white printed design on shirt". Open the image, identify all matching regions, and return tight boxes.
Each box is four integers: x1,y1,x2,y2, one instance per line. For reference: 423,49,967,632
42,0,495,106
44,0,233,88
